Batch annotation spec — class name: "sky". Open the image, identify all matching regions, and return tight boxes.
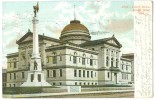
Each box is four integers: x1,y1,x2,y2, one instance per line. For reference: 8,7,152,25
2,0,134,69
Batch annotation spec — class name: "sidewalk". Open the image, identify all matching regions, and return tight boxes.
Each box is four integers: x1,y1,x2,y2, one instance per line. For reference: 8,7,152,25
3,90,134,98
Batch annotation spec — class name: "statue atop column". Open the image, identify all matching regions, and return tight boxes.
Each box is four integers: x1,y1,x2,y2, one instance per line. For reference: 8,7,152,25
33,2,39,17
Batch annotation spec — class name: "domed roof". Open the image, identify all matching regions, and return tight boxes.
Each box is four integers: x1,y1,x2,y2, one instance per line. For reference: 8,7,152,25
60,20,91,44
61,20,89,33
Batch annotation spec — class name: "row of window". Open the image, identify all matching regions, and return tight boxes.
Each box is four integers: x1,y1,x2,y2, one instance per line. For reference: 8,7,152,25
50,82,98,86
9,72,25,80
122,73,129,80
47,56,96,66
74,70,97,78
106,49,119,56
9,84,16,87
73,56,95,66
122,65,130,71
106,57,118,67
8,62,17,68
75,82,97,86
47,69,62,78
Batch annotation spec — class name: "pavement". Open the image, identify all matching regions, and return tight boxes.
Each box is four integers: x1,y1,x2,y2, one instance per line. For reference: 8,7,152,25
3,90,134,98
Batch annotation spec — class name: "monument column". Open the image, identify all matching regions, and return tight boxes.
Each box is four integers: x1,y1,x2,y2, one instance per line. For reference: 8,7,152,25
32,17,40,59
21,2,51,87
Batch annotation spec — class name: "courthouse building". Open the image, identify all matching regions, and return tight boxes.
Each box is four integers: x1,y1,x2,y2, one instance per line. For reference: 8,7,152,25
4,19,134,87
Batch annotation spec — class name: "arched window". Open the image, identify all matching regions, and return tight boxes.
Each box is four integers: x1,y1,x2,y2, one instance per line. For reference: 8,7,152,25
106,49,109,53
116,59,118,67
106,56,109,66
111,58,113,67
73,52,77,64
53,52,57,64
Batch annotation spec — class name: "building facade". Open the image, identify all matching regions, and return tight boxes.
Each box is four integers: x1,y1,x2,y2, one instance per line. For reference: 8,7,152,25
4,19,134,87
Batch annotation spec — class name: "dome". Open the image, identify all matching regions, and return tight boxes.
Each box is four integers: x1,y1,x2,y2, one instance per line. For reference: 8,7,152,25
61,20,89,33
60,20,91,44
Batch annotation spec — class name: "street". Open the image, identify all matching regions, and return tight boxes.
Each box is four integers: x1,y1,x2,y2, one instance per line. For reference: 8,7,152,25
40,91,134,98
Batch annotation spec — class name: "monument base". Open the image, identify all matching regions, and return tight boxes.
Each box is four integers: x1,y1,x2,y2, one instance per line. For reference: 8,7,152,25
21,71,51,87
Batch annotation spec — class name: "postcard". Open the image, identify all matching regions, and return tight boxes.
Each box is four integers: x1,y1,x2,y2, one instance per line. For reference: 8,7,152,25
1,0,153,98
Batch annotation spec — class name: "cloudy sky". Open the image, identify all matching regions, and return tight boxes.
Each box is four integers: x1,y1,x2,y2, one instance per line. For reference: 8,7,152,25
2,0,134,69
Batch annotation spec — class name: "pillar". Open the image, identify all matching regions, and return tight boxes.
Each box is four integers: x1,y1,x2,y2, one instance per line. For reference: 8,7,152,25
109,49,111,67
104,48,106,67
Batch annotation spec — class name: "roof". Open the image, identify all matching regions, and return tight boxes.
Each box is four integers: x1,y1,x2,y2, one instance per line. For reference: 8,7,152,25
80,37,111,46
16,29,60,44
61,20,89,33
6,52,18,58
122,53,134,59
79,35,122,48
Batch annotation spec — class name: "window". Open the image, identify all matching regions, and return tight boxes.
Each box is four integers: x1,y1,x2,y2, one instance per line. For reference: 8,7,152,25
73,52,77,64
126,65,128,70
82,58,85,65
111,58,113,67
75,82,77,85
106,49,109,53
107,72,110,78
91,71,93,78
122,74,123,79
10,73,11,79
116,59,118,67
116,52,118,56
79,58,80,63
60,55,62,61
10,84,11,87
79,70,81,77
46,57,49,63
70,56,72,61
22,72,24,79
111,50,113,54
83,70,85,77
90,59,93,66
92,48,95,50
60,69,62,77
73,56,77,64
60,82,62,85
106,57,109,66
53,56,57,64
122,64,124,70
31,74,34,82
47,70,49,77
38,74,41,82
53,70,56,77
94,60,96,65
74,70,77,77
84,83,86,85
87,71,89,78
95,72,96,77
14,62,16,68
88,83,90,85
53,83,55,85
79,82,81,85
13,84,15,87
14,73,16,79
127,74,128,79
